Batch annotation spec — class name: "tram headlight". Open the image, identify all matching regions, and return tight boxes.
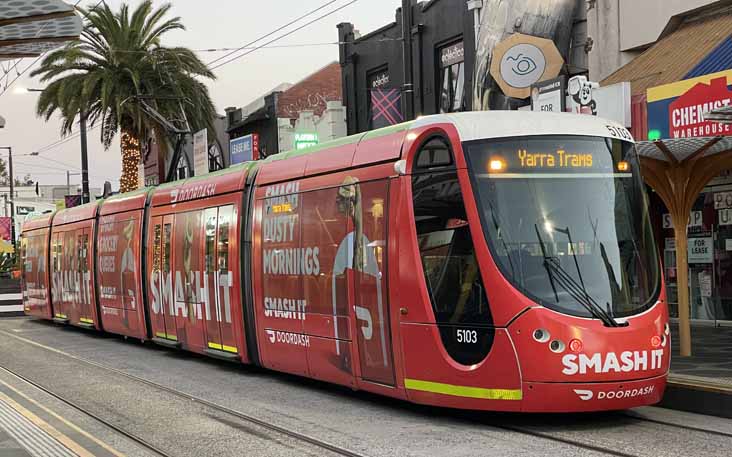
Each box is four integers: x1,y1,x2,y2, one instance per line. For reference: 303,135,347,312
549,340,565,353
533,328,550,343
617,161,629,172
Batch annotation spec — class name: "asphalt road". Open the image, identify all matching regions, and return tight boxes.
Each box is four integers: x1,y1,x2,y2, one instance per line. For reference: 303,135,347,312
0,316,730,457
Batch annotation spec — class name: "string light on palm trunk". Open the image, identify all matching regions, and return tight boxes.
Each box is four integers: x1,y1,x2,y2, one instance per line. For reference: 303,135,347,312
120,131,141,192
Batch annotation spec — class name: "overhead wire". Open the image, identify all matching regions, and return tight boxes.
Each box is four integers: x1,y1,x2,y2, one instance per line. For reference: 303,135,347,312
210,0,359,71
205,0,339,67
106,38,401,55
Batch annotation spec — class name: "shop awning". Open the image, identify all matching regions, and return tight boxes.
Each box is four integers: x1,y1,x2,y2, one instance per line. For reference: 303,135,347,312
637,136,732,162
602,13,732,96
0,1,82,61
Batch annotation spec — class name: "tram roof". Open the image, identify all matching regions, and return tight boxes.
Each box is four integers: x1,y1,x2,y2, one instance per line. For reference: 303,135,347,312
52,200,102,226
151,161,258,207
99,187,154,216
411,111,634,143
20,212,55,233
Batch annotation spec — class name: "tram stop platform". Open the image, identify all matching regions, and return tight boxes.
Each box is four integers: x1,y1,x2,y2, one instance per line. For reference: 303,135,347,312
661,323,732,418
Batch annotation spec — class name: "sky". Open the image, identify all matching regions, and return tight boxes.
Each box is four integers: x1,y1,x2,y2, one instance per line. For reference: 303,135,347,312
0,0,401,190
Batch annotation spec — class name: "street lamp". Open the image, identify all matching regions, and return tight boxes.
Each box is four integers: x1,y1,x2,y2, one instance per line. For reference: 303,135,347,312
12,87,44,94
0,147,16,253
16,87,90,203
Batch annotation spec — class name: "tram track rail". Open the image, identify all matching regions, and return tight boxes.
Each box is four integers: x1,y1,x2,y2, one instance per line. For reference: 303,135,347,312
0,329,369,457
3,327,730,457
622,411,732,439
0,365,173,457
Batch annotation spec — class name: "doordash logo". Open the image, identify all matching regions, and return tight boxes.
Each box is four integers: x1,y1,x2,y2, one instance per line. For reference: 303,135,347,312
574,386,655,401
265,330,276,343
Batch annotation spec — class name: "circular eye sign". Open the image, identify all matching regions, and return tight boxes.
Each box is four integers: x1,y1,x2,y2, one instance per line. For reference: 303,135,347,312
490,33,565,99
500,44,546,88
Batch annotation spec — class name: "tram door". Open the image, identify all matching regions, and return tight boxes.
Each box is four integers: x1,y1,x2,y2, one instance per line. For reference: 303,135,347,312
203,205,238,355
352,180,395,386
150,215,177,342
76,229,93,324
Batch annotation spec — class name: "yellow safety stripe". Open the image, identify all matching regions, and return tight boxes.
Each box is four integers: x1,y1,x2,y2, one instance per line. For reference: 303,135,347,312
207,342,238,353
54,313,67,319
404,378,522,401
79,317,93,324
155,331,177,341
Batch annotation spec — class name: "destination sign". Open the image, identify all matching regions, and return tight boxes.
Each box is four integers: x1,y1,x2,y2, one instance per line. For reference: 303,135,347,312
516,149,593,168
470,140,633,177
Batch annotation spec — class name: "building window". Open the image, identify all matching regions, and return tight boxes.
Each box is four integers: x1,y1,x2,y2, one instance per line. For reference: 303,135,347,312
368,67,402,129
438,40,466,113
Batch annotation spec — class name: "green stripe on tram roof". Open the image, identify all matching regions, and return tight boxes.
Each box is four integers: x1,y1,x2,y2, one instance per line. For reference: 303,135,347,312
264,120,414,163
155,161,258,190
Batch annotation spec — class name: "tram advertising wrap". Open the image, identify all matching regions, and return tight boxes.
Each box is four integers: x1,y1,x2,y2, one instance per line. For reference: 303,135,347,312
20,112,669,413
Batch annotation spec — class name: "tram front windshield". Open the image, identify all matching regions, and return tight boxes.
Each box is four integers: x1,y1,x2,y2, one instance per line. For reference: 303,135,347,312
464,135,660,319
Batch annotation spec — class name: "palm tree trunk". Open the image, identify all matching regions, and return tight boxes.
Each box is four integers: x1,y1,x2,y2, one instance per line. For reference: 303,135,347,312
120,129,141,192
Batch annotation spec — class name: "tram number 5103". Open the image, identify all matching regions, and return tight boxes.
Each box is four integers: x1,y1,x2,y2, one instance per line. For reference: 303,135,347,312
456,329,478,344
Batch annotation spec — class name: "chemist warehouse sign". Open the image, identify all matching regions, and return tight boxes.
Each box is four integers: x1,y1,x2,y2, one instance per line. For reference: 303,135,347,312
647,69,732,139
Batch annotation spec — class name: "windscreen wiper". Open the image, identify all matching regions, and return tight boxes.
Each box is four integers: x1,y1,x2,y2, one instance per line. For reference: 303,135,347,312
534,224,559,302
534,224,622,327
555,225,625,327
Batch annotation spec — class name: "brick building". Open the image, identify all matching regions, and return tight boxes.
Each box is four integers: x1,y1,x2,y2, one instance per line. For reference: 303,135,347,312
226,62,346,158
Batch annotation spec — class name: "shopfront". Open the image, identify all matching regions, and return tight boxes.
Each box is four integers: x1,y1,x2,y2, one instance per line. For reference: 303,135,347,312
660,182,732,323
647,67,732,324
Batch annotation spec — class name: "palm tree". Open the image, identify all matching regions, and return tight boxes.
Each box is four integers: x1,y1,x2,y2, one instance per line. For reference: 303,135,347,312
32,1,217,192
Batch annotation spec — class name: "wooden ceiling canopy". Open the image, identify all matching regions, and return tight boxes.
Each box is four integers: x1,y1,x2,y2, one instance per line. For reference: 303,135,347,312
637,137,732,358
0,1,82,61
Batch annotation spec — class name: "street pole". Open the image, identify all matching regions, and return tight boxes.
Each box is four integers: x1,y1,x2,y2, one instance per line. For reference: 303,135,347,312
80,111,90,204
401,0,414,121
0,147,15,253
8,147,14,252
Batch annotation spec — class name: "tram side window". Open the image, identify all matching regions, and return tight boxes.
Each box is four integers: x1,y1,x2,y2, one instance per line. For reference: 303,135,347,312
204,208,217,273
78,234,89,273
412,170,491,327
412,164,494,365
217,206,233,273
153,224,162,273
414,137,453,170
163,224,172,274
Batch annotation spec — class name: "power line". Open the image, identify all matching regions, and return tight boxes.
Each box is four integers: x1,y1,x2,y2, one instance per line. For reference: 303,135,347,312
206,0,339,67
211,0,358,71
106,38,401,55
34,124,101,154
211,1,358,71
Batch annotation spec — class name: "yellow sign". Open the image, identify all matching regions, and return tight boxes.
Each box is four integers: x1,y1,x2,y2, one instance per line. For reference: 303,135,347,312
489,33,565,99
517,149,593,168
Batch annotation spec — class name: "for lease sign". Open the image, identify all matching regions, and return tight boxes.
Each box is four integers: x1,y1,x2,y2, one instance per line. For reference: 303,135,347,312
688,237,713,264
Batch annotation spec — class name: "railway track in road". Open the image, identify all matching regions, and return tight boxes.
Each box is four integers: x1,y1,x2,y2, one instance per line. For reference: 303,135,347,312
3,327,731,457
622,411,732,439
0,329,369,457
0,365,173,457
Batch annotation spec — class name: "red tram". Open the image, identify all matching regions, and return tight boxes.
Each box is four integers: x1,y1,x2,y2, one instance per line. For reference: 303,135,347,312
20,112,669,412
